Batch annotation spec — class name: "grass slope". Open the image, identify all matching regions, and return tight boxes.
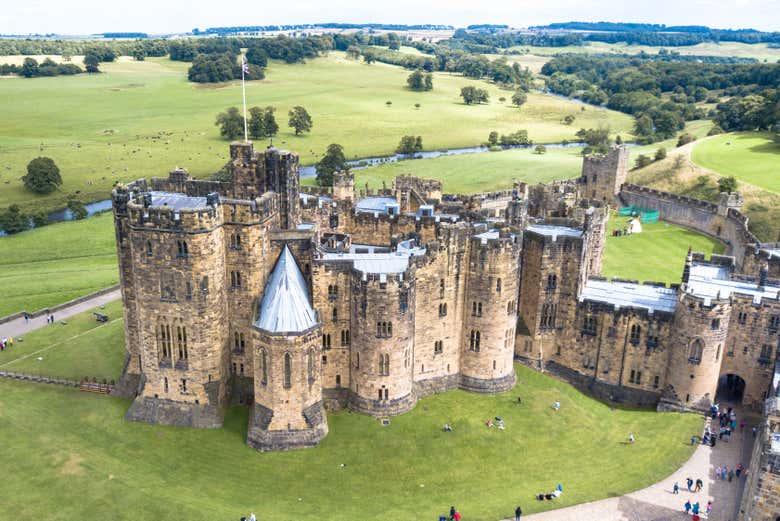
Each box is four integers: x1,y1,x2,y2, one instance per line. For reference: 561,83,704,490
691,132,780,193
303,146,584,193
0,300,124,380
602,215,724,284
0,212,117,317
513,41,780,61
0,53,633,213
0,364,700,521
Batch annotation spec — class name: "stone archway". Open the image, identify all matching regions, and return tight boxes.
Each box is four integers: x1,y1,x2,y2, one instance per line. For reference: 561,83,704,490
716,373,746,405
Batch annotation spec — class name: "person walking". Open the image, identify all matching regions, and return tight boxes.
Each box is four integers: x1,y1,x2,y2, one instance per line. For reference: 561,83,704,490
686,477,693,491
449,506,456,520
736,463,743,477
514,505,522,521
684,500,691,514
628,433,635,444
673,482,679,494
706,501,712,516
715,466,721,479
728,469,734,482
695,478,703,492
692,501,700,515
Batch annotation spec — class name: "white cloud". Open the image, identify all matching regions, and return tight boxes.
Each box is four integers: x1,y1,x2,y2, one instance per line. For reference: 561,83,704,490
1,0,779,35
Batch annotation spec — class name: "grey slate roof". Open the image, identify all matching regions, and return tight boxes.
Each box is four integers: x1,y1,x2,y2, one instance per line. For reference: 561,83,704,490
255,245,318,334
150,191,208,210
355,196,397,214
580,279,678,314
687,262,780,304
526,225,584,240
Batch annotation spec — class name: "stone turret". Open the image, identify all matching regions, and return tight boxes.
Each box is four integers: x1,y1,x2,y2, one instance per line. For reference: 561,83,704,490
247,246,327,451
580,145,629,205
332,171,355,202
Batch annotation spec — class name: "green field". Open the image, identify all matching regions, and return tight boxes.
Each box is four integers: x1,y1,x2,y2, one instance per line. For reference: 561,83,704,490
304,146,584,193
602,216,724,284
0,300,124,380
0,53,633,213
0,362,700,521
0,212,118,317
691,132,780,193
511,41,780,61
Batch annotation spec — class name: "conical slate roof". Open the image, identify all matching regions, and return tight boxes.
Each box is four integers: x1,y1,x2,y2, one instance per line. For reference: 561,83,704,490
255,245,318,334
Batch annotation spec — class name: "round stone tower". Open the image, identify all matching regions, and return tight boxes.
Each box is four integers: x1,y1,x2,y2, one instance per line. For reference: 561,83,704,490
247,246,328,451
348,269,416,416
459,231,520,393
662,290,730,412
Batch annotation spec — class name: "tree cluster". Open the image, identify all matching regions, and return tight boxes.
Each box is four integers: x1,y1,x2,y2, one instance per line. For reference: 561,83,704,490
23,157,62,194
460,86,489,105
13,57,82,77
396,136,423,155
316,144,348,186
576,127,612,155
406,69,433,91
187,53,264,83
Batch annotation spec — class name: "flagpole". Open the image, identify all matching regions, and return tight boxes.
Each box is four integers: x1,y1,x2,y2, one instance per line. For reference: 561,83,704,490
241,55,248,142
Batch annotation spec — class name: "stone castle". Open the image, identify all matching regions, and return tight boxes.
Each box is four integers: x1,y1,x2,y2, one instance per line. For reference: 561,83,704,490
111,143,780,502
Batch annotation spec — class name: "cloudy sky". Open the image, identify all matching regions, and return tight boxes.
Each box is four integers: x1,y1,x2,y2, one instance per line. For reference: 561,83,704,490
4,0,780,35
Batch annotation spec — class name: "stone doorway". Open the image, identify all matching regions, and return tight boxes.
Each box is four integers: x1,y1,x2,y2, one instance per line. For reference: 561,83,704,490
716,373,746,404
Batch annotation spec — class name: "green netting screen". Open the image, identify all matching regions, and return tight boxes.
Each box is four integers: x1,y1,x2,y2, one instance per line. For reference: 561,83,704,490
618,206,659,224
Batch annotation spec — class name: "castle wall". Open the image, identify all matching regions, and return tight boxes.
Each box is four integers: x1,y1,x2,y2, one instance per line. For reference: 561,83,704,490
580,146,629,205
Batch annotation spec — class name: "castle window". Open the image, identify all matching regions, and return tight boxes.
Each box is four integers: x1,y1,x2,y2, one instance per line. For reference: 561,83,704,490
469,330,481,352
176,240,188,258
329,214,339,229
711,318,720,330
541,304,557,330
360,298,367,318
546,274,557,292
737,312,747,325
322,355,327,365
185,282,192,300
688,338,704,364
769,315,780,332
582,316,597,336
583,355,590,368
234,332,245,353
181,378,187,393
496,278,502,293
229,233,242,251
434,340,443,354
321,334,331,349
283,353,292,389
379,354,390,376
304,263,310,277
146,241,153,256
232,363,237,374
399,290,408,314
507,300,515,314
261,350,267,385
629,324,641,346
439,303,448,317
355,352,360,369
759,344,773,366
341,329,350,346
308,349,315,384
159,323,172,359
653,375,660,389
376,321,392,338
744,345,749,355
328,285,338,300
240,363,244,376
332,307,338,322
335,374,341,387
404,349,410,369
378,389,383,401
556,344,561,356
629,370,642,384
176,326,188,360
439,279,445,299
164,377,168,393
160,272,176,301
715,344,721,360
200,276,209,294
646,334,659,349
230,271,242,289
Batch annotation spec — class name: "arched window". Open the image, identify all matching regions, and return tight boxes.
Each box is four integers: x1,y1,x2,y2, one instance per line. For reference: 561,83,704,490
332,307,338,322
261,350,268,385
235,234,241,250
688,339,704,364
496,278,502,293
328,285,338,300
283,353,292,389
629,324,641,345
472,301,477,317
547,274,557,291
200,276,209,294
379,354,390,376
177,240,188,258
355,352,360,369
469,330,481,352
308,349,315,384
176,326,188,360
146,241,153,256
439,279,445,299
164,377,168,392
159,323,171,358
477,303,483,317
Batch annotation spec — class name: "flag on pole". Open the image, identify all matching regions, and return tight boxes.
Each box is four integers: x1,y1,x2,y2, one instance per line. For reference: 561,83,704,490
242,56,249,74
241,55,248,142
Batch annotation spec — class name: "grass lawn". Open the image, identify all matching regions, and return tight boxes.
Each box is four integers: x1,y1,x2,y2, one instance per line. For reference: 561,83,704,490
0,212,117,317
514,41,780,61
602,215,724,284
303,146,584,193
0,53,633,213
691,132,780,193
0,364,700,521
0,300,124,380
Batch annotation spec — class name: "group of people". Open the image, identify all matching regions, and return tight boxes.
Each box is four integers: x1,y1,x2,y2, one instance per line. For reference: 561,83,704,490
0,337,12,351
45,314,56,324
536,483,563,502
683,499,712,519
715,463,745,482
486,416,505,430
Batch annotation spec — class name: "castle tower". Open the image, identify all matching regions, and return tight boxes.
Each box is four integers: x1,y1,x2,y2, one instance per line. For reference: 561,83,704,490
661,291,730,412
460,231,520,392
582,207,608,279
332,171,355,202
247,246,328,451
348,270,416,415
580,145,629,206
264,146,301,230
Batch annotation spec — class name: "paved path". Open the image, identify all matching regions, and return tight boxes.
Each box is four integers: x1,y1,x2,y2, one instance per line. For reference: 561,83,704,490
0,288,121,338
512,407,756,521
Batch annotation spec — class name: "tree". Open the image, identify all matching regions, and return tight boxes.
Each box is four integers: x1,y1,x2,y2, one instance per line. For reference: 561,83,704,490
654,147,667,161
677,133,696,147
215,107,245,140
132,46,146,61
511,90,528,107
535,144,547,154
487,131,499,146
246,45,268,67
718,176,738,193
188,53,235,83
460,86,489,105
635,155,652,169
67,195,87,220
576,127,612,155
23,157,62,194
31,210,49,228
0,205,29,234
248,106,278,140
397,135,423,155
499,130,532,146
316,143,348,186
20,57,39,78
363,49,377,64
346,46,361,59
414,103,421,110
406,69,433,91
387,33,401,51
83,52,100,73
288,106,313,135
